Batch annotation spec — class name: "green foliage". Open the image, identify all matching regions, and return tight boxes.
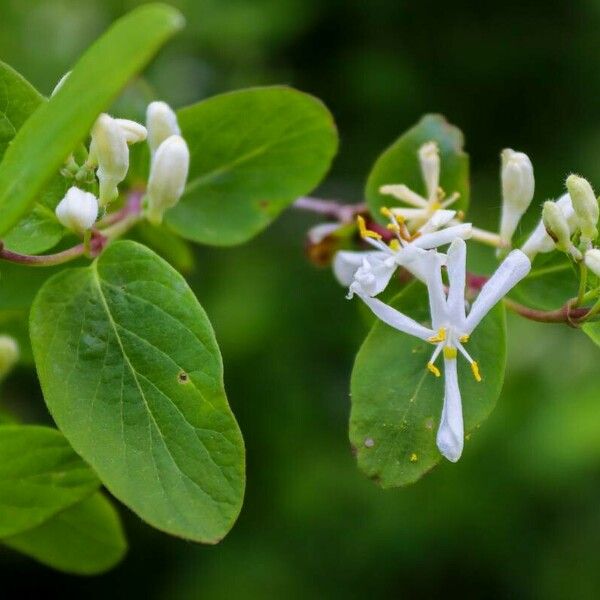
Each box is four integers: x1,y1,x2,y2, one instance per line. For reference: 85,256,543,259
511,253,577,311
0,3,183,236
166,87,338,246
30,241,245,543
349,283,506,487
0,425,99,537
366,114,469,221
3,492,127,575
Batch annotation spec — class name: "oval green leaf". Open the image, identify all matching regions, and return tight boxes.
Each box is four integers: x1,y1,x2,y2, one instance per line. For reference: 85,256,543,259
166,86,338,246
0,3,184,235
349,283,506,487
0,425,99,537
3,492,127,575
366,114,469,222
30,241,245,543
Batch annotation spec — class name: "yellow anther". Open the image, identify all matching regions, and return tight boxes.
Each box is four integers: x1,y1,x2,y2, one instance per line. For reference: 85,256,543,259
356,215,382,240
459,334,470,343
380,206,392,218
471,361,482,382
389,239,401,251
443,346,457,359
427,362,441,377
386,223,401,233
427,328,446,343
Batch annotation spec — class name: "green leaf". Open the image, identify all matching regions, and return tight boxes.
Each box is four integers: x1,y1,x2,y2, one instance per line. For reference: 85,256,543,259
166,86,338,246
0,425,99,537
31,241,245,543
349,283,506,487
366,114,469,222
0,61,68,254
0,4,184,236
3,492,127,575
511,253,577,311
582,321,600,347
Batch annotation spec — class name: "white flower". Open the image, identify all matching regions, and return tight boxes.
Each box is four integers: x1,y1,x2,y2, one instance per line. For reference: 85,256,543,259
146,101,181,157
521,194,578,259
584,248,600,277
499,149,535,246
542,199,582,260
55,186,98,234
566,174,598,245
379,141,460,230
87,114,129,206
335,208,472,296
350,238,531,462
145,135,189,225
115,119,148,144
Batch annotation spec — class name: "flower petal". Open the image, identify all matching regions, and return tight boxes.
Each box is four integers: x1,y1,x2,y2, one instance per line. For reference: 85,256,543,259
397,245,446,283
411,223,472,250
418,209,457,234
352,257,397,297
352,289,434,340
333,251,385,286
446,238,467,327
436,357,464,462
423,251,448,331
465,249,531,333
380,184,429,208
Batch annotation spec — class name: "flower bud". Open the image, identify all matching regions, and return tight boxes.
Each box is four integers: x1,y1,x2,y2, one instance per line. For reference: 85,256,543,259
88,114,129,206
542,200,581,259
145,135,189,225
115,119,147,144
55,186,98,234
584,248,600,277
418,141,440,200
566,174,599,244
0,336,19,380
146,101,181,157
500,149,535,245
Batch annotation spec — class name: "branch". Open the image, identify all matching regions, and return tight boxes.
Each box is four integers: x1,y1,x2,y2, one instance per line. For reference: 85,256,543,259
503,297,589,326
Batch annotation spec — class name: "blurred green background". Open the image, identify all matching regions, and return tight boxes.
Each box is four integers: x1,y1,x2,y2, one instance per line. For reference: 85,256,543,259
1,0,600,597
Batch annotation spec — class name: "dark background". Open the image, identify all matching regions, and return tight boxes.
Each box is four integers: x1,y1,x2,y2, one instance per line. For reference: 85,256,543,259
1,0,600,597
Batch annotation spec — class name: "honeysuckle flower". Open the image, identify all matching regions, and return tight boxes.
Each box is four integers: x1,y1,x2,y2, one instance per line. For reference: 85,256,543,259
146,101,181,157
55,186,98,234
542,200,582,260
566,174,599,245
379,141,460,230
87,114,129,206
334,207,472,295
499,149,535,247
115,119,148,144
350,238,531,462
521,194,577,259
145,135,189,225
584,248,600,277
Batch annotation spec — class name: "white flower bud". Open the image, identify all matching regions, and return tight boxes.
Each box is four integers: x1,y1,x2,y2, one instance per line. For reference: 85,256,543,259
55,186,98,234
115,119,147,144
0,336,19,379
88,114,129,206
146,135,189,225
146,101,181,157
566,174,599,244
584,248,600,277
542,200,581,259
500,149,535,245
418,141,440,201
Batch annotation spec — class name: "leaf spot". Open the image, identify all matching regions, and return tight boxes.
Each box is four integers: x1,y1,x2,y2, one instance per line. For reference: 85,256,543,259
178,371,189,384
364,437,375,448
409,453,418,463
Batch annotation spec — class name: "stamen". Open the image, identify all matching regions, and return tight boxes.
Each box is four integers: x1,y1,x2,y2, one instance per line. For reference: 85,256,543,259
389,239,401,251
459,334,470,343
386,223,401,233
380,206,392,218
443,346,457,359
427,327,446,343
427,362,441,377
441,192,460,209
430,201,442,211
357,215,382,240
471,361,482,382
